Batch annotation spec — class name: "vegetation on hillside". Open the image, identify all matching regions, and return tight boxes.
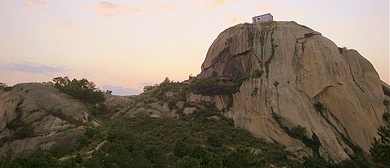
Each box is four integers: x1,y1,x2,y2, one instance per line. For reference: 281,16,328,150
0,82,12,91
370,112,390,168
0,111,301,168
52,76,107,115
53,77,105,104
189,72,248,96
0,107,380,168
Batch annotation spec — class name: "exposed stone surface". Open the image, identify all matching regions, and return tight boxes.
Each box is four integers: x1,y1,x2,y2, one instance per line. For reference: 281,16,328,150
0,83,89,157
198,21,387,163
183,107,197,115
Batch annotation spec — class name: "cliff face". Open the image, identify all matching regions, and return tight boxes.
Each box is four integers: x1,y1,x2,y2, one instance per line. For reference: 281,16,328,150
198,21,387,163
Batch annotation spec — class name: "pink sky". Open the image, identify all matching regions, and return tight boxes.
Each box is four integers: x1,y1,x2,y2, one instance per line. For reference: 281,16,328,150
0,0,388,95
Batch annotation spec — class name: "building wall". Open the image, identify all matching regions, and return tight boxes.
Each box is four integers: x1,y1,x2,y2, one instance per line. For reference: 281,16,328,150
252,14,273,23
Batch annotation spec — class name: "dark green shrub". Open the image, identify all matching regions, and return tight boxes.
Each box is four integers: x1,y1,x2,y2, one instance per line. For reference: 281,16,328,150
370,113,390,167
251,87,259,97
52,77,105,104
222,146,266,168
290,125,306,140
88,104,108,115
383,112,390,123
274,81,279,87
176,156,200,168
14,123,34,139
252,69,263,78
383,99,390,106
74,153,83,164
314,102,325,113
0,83,12,91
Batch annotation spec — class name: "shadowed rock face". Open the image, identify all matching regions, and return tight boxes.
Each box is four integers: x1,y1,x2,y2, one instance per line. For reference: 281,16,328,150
199,21,387,163
0,83,89,157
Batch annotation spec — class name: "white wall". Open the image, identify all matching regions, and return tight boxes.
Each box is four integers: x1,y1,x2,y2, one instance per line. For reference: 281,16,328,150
252,14,273,23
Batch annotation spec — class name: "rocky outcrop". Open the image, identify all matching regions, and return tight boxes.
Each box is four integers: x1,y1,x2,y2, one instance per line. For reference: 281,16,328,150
0,83,90,157
198,21,387,163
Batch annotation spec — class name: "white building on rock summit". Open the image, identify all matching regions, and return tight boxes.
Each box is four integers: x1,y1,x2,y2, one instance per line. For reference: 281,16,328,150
252,13,273,23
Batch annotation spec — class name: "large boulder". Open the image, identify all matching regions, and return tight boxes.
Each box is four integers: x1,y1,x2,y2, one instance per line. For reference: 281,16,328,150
0,83,89,157
199,21,387,163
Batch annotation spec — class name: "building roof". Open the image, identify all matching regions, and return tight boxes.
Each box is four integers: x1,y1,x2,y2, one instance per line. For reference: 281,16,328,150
252,13,272,19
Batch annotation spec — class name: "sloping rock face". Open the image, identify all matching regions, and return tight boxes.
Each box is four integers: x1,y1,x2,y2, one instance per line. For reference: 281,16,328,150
199,21,388,163
0,83,88,157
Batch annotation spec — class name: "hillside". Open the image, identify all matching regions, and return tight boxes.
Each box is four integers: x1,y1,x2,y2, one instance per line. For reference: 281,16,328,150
0,21,389,167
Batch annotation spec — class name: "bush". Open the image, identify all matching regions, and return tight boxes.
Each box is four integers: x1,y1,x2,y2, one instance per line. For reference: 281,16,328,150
52,77,105,104
252,69,263,78
176,156,200,168
189,72,248,96
383,99,390,106
251,87,259,97
274,81,279,87
290,126,306,140
0,83,12,91
314,102,325,113
14,123,34,139
370,113,390,167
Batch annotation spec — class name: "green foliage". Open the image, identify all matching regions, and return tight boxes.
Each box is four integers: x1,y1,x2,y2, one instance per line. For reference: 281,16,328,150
14,123,34,139
189,71,248,96
0,150,60,168
189,77,237,95
76,127,101,148
383,112,390,123
370,113,390,167
252,69,263,78
83,113,295,167
251,87,259,97
74,153,83,164
248,30,255,47
88,104,108,115
226,94,234,110
53,76,105,104
176,156,200,168
259,21,275,27
0,83,12,91
274,81,279,87
383,99,390,107
314,102,325,114
272,113,322,155
290,125,306,140
222,146,266,168
272,112,281,124
150,77,187,101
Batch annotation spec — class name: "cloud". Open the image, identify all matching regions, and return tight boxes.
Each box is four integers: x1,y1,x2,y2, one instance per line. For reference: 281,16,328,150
102,85,142,95
23,0,46,8
59,20,73,26
137,1,176,11
153,3,176,11
255,3,274,11
93,1,141,18
206,0,239,7
0,62,69,74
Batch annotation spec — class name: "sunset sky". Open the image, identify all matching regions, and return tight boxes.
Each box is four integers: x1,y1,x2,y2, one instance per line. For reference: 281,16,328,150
0,0,389,95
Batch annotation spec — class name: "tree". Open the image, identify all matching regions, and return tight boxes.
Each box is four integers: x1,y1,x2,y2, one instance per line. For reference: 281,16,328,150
52,77,105,104
370,113,390,168
176,156,200,168
0,83,12,91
